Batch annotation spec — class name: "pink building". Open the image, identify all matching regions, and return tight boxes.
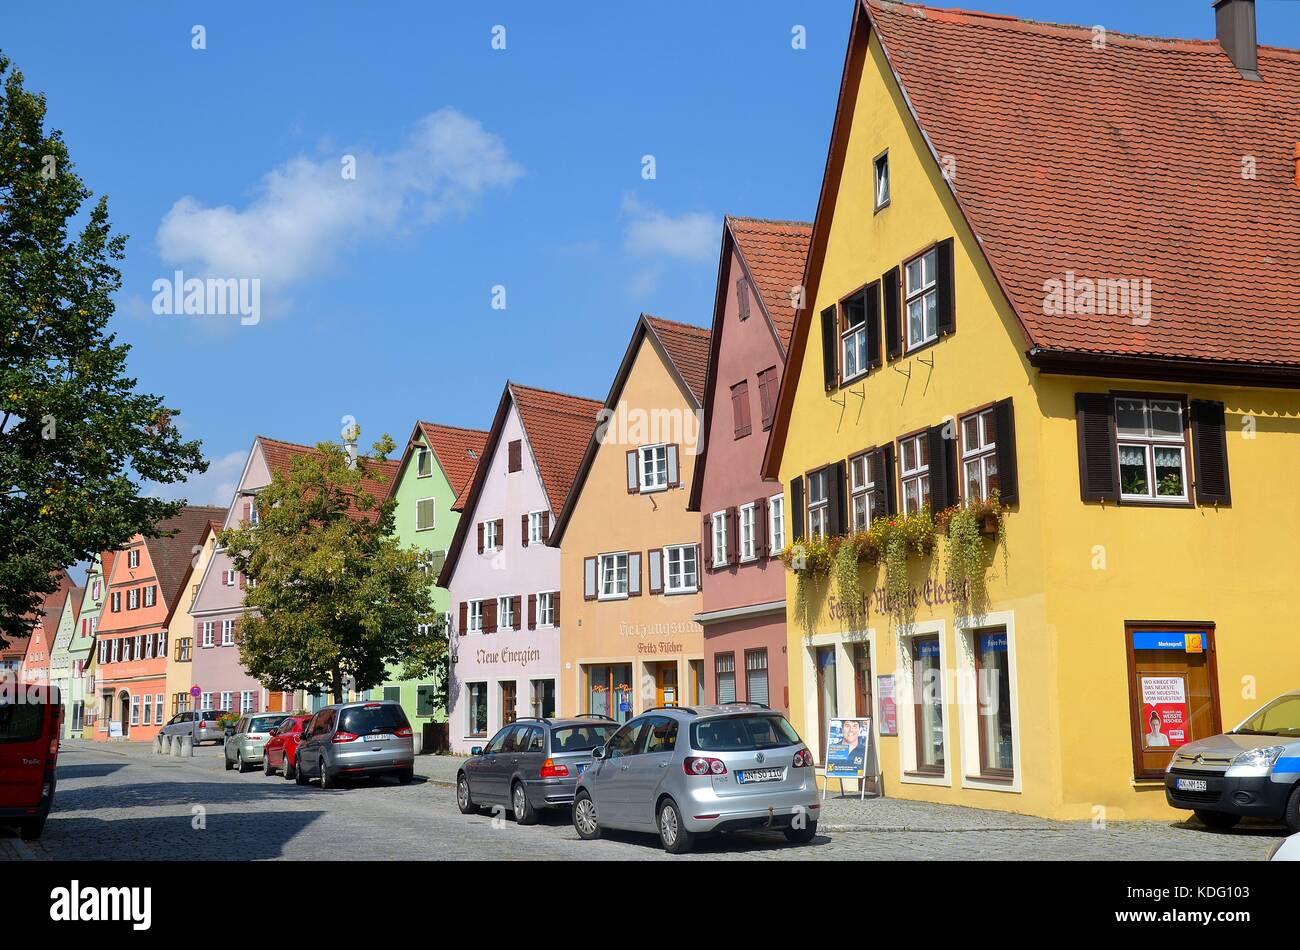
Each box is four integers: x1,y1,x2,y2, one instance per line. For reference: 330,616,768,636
689,217,811,715
438,383,601,751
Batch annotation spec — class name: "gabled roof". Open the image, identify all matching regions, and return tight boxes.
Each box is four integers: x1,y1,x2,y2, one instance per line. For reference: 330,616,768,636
256,436,400,504
437,382,602,588
141,505,229,612
765,0,1300,478
548,314,711,546
726,217,813,351
391,421,488,503
689,216,812,512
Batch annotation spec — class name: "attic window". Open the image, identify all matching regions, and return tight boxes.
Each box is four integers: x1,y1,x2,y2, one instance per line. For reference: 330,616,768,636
737,278,751,321
416,447,432,478
874,151,890,211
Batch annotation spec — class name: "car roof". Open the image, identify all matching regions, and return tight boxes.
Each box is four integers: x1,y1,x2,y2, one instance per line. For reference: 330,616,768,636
641,703,777,721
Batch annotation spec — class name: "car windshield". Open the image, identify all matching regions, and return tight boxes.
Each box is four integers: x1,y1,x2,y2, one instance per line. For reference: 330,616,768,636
339,704,409,736
248,716,287,734
691,714,802,752
1234,695,1300,737
0,702,44,744
551,725,617,752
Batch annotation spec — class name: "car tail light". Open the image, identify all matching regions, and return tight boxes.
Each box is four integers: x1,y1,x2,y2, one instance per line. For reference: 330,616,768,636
792,748,813,768
332,731,358,743
394,727,412,738
683,756,727,776
539,758,569,778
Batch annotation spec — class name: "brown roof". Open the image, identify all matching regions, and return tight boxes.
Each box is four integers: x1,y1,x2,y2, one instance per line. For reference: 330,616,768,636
256,436,401,520
143,505,229,611
416,422,489,498
510,384,605,516
727,217,813,349
864,0,1300,367
643,315,711,405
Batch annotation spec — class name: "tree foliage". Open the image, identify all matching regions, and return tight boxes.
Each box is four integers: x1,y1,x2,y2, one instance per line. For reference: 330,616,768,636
218,433,444,703
0,53,206,646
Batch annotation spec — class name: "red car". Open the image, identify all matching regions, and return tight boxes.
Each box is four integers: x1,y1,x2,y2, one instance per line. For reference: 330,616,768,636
263,714,311,780
0,680,62,839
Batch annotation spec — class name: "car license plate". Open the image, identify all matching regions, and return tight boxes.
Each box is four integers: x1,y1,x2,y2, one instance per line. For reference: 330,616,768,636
1176,778,1208,792
737,768,783,784
363,734,393,742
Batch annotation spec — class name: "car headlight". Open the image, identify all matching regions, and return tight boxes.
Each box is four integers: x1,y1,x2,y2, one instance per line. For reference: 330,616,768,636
1225,745,1285,776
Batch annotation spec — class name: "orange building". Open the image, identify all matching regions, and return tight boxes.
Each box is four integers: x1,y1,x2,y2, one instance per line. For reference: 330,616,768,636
93,506,225,742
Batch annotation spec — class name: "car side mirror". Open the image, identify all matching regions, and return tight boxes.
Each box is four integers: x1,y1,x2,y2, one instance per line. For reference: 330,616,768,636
268,728,279,736
470,746,483,756
591,745,606,760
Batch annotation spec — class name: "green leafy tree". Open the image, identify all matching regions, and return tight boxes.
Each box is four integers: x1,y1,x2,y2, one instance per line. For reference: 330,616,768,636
218,431,444,703
0,53,205,646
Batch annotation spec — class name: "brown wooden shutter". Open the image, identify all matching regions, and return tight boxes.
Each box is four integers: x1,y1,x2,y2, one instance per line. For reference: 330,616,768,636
458,601,467,636
1191,400,1231,505
701,516,713,572
731,382,751,439
820,306,838,391
508,439,522,473
726,507,738,565
754,497,768,556
927,425,957,511
790,476,805,542
1075,393,1120,501
233,620,242,645
243,501,251,524
238,572,245,590
865,282,882,370
883,267,902,360
626,450,639,493
758,368,778,430
484,598,498,633
521,514,530,547
552,592,560,626
542,510,552,542
583,557,598,601
992,397,1019,505
477,522,484,554
527,594,537,630
935,237,956,337
882,443,898,515
511,595,521,629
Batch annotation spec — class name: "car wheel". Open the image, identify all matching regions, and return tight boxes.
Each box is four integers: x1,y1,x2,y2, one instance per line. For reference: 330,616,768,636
573,791,601,840
1284,785,1300,835
1195,809,1242,830
264,754,275,777
784,820,818,844
657,798,695,854
319,758,335,789
18,816,47,840
236,752,252,774
456,773,478,814
284,756,297,781
397,768,414,786
224,751,234,771
294,759,309,785
512,781,538,826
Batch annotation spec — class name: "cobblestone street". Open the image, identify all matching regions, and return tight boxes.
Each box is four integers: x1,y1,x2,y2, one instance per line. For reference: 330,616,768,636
0,741,1284,861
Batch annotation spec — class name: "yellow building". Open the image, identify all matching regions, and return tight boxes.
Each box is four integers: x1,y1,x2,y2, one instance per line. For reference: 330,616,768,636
549,315,712,723
762,1,1300,820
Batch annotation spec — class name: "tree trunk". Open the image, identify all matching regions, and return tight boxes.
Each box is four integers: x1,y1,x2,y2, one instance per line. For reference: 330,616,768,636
331,668,344,704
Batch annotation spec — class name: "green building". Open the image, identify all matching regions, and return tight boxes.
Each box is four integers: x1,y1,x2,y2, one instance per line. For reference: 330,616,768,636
378,421,488,738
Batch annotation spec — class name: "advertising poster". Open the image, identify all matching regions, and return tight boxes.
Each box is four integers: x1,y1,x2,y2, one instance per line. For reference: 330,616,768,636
877,675,898,736
825,717,872,778
1140,673,1189,749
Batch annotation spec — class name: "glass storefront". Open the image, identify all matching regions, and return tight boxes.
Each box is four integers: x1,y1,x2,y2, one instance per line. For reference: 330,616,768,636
912,636,944,773
586,664,633,723
975,629,1013,776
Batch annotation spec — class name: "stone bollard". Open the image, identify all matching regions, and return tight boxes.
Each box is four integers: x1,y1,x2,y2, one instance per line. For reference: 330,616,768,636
171,735,182,757
154,734,164,755
181,735,194,757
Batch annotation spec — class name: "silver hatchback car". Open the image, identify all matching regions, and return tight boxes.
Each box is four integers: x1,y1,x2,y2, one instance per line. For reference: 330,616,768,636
224,713,291,773
294,700,415,788
573,704,820,853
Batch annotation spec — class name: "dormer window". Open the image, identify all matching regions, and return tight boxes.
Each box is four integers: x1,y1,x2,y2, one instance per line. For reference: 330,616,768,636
416,446,432,478
874,151,890,211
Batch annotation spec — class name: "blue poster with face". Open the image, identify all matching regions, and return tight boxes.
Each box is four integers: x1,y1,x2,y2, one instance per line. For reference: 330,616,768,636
825,717,871,778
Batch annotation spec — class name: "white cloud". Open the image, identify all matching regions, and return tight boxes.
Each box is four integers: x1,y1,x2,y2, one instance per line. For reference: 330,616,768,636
156,108,523,288
621,193,716,261
147,449,247,508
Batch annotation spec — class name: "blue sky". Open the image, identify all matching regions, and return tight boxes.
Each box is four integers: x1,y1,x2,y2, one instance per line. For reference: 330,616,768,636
5,0,1299,506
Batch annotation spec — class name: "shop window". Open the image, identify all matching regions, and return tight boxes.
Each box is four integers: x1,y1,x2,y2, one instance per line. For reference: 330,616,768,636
1126,625,1220,779
910,636,945,775
689,659,705,706
853,643,873,719
974,629,1014,779
530,679,555,719
587,664,633,723
815,645,838,760
467,682,488,736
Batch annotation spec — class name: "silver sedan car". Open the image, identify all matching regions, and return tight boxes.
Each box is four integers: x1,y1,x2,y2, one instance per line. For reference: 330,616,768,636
224,713,291,773
573,704,820,853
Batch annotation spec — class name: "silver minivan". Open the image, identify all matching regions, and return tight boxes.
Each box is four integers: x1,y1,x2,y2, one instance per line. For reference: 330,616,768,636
573,704,820,853
294,701,415,788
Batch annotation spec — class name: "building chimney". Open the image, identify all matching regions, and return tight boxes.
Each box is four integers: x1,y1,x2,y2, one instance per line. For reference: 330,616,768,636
343,428,358,469
1214,0,1260,81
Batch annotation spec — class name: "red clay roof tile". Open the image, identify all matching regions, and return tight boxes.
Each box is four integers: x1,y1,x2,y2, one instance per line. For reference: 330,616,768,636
644,315,712,405
510,384,605,516
416,422,489,498
727,217,813,349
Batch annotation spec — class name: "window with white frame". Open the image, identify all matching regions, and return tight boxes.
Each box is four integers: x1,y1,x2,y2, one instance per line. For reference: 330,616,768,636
220,692,233,712
482,520,498,550
807,469,829,538
154,694,164,725
467,600,484,633
498,596,515,631
110,638,119,663
768,494,785,555
131,694,141,725
1115,397,1188,502
849,452,874,531
961,408,999,502
905,248,939,351
664,544,698,593
599,553,629,599
711,512,728,568
143,635,154,659
874,151,890,210
221,619,234,646
841,293,868,382
128,549,140,569
201,692,213,710
223,569,237,587
127,588,139,610
91,579,101,600
416,497,435,531
416,446,432,478
201,621,214,648
639,444,669,492
739,504,757,561
241,691,255,713
537,591,556,627
900,434,931,514
527,511,545,544
143,585,156,608
156,631,166,657
143,695,152,725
